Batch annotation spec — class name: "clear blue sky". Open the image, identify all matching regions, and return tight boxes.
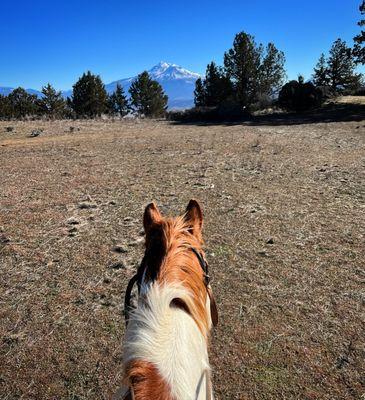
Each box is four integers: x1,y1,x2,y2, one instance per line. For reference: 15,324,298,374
1,0,363,90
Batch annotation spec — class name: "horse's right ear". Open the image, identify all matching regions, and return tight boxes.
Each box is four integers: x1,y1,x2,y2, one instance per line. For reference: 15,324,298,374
143,202,162,233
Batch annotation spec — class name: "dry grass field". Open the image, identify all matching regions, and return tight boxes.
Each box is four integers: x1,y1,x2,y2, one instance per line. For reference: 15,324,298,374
0,109,364,399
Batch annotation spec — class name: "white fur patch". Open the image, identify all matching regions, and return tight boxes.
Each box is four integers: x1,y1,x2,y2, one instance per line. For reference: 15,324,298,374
123,282,212,400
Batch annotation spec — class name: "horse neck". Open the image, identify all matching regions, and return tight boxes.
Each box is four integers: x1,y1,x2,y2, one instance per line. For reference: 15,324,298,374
123,282,212,400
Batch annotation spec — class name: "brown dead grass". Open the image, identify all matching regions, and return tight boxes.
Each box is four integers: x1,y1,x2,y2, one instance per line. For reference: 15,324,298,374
0,117,364,400
335,96,365,105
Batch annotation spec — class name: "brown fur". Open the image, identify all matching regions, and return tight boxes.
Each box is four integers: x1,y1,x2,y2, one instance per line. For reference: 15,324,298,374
125,360,174,400
123,201,211,399
142,201,210,336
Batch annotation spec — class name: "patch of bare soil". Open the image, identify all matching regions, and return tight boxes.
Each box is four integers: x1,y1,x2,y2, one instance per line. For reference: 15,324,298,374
0,117,364,399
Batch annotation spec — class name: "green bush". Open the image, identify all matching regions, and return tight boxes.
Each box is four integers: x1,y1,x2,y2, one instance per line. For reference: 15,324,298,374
279,80,324,112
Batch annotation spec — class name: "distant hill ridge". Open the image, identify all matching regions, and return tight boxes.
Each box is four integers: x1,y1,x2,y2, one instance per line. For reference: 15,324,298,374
0,62,201,109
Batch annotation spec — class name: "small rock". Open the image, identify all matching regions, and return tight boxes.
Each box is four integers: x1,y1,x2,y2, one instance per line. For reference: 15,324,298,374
5,126,14,132
138,228,145,236
0,234,10,244
68,226,78,233
103,276,112,284
78,202,97,209
30,129,43,138
128,237,144,247
3,334,23,345
124,217,133,222
67,217,80,225
257,250,268,257
101,299,112,307
108,200,117,205
74,297,85,305
112,245,128,254
109,261,127,270
266,238,274,245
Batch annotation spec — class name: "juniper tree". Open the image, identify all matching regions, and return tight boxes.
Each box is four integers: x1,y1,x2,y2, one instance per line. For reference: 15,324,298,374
39,83,66,119
107,83,129,117
279,78,323,112
0,95,12,119
313,54,330,86
71,71,108,118
8,88,38,118
354,0,365,64
129,71,168,117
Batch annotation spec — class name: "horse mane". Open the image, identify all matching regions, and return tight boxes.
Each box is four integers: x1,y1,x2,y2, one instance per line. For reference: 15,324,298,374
122,202,212,400
138,212,209,336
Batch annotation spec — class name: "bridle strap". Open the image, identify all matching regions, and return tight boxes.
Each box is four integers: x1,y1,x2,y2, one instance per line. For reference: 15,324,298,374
189,247,210,286
124,274,138,326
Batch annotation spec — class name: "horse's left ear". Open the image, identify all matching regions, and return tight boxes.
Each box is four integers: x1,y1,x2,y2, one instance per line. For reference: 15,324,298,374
184,199,203,236
143,202,162,234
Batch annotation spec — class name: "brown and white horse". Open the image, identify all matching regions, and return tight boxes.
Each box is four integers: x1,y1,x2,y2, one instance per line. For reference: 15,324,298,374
118,200,218,400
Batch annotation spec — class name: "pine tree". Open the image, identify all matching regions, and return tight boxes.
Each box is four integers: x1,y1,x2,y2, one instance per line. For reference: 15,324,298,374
224,32,263,107
203,62,232,106
194,78,206,107
8,88,38,118
313,54,330,86
107,83,129,117
354,1,365,64
223,32,286,108
39,83,66,119
129,71,168,117
327,38,362,93
259,43,286,97
71,71,108,118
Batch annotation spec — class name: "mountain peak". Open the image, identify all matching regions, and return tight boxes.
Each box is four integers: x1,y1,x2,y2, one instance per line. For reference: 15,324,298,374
148,62,201,81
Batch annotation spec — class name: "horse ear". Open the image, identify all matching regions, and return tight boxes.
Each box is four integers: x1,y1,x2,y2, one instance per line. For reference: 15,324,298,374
143,203,162,233
184,199,203,236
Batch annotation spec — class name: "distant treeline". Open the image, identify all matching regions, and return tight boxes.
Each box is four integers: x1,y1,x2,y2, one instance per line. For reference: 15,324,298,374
173,2,364,121
0,71,168,120
1,2,364,121
188,25,364,119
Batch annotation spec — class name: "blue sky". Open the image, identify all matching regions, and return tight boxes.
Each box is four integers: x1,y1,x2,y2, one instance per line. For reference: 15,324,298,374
1,0,364,90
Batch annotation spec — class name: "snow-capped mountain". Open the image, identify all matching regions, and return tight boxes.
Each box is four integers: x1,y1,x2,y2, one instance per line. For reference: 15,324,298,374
1,62,201,109
105,62,201,109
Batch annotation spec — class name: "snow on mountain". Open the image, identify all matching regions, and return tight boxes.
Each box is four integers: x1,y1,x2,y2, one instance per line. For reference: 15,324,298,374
105,62,201,109
1,62,201,109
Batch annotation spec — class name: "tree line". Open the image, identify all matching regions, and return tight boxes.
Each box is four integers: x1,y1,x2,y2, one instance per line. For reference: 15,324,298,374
0,71,168,120
192,1,365,114
1,2,364,120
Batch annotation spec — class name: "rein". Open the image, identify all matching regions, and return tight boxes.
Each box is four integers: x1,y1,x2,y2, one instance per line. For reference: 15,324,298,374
124,247,218,327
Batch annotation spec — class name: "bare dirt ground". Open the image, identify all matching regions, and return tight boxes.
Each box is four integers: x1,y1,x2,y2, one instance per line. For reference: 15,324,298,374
0,112,364,399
